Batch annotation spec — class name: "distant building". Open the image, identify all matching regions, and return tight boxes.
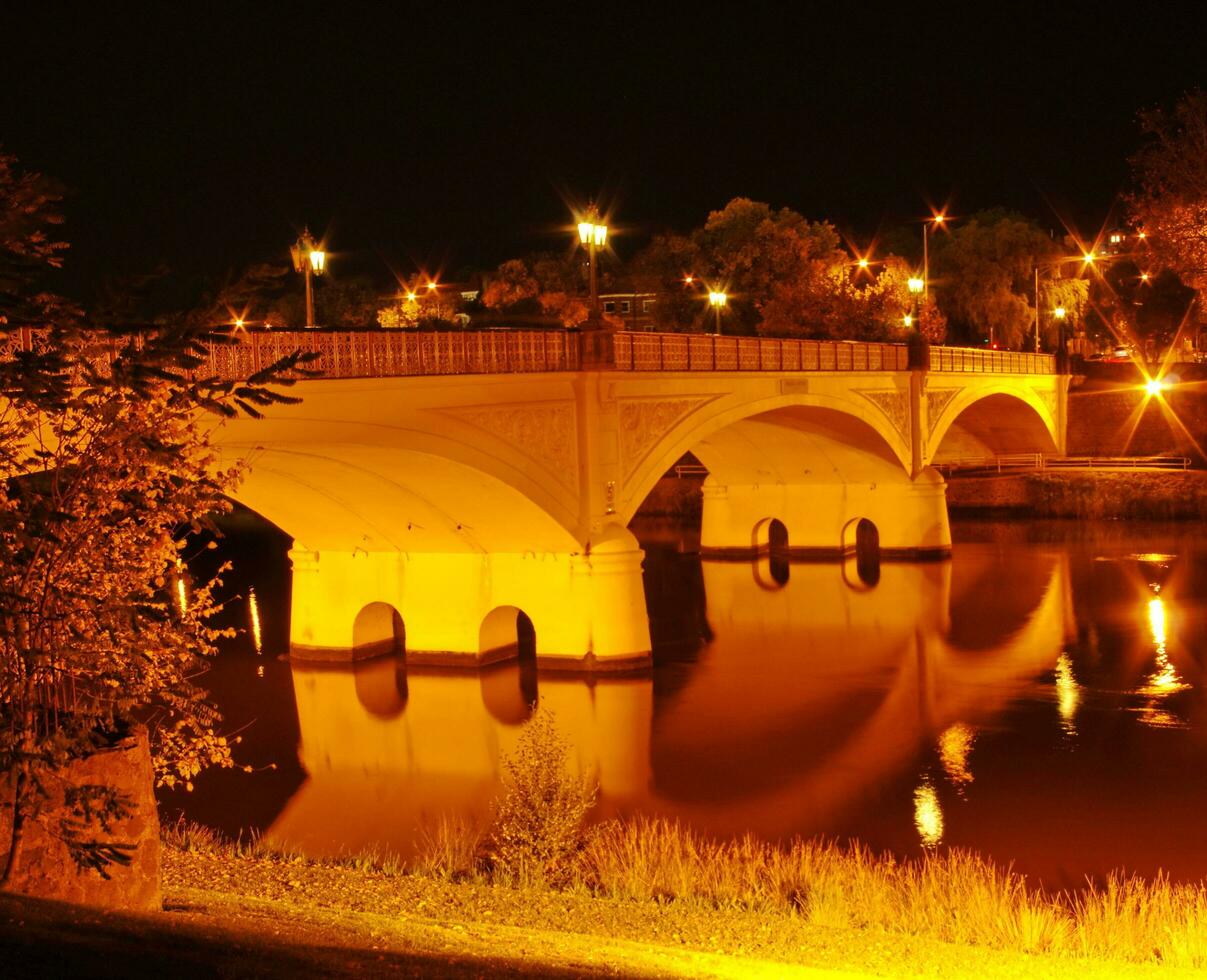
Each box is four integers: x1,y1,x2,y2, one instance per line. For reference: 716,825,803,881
599,290,658,330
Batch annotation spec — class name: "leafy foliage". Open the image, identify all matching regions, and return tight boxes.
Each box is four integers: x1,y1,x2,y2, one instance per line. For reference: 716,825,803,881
1130,89,1207,293
930,209,1088,349
0,151,313,886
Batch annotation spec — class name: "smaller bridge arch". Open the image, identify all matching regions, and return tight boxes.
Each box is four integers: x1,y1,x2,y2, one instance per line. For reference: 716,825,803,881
929,386,1060,462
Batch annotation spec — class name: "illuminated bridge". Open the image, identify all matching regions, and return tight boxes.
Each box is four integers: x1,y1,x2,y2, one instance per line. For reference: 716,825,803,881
196,329,1066,672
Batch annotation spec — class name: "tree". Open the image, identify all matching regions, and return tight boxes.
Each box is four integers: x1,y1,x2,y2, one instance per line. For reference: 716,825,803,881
630,198,927,340
627,231,701,331
0,152,310,887
1129,89,1207,293
931,210,1086,349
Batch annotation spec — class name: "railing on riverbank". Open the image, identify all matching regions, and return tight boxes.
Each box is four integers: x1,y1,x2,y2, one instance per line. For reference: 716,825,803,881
936,453,1191,474
2,327,1058,379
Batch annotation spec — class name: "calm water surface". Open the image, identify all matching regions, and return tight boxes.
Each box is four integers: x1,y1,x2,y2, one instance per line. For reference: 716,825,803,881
163,517,1207,888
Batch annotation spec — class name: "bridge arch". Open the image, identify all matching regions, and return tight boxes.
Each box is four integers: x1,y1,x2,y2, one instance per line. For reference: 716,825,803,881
929,386,1059,461
620,391,913,524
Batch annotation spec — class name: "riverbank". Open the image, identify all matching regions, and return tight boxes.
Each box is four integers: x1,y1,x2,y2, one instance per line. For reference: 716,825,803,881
946,469,1207,519
25,817,1176,977
6,837,1184,979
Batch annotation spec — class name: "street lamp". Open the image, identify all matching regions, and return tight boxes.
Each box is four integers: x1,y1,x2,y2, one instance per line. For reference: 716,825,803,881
1053,304,1067,360
290,228,326,329
907,275,924,332
708,290,727,335
577,204,608,321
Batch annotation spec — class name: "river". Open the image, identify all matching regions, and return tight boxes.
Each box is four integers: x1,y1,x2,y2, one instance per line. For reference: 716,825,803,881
161,514,1207,889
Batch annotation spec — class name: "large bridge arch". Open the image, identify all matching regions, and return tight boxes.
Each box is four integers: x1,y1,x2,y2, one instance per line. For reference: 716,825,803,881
929,385,1060,461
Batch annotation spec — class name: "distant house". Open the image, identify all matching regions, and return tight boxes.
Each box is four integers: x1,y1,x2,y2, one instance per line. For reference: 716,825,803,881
599,289,658,331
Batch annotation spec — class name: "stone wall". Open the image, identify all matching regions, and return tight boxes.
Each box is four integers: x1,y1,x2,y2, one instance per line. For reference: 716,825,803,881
1067,363,1207,458
0,728,161,911
947,470,1207,519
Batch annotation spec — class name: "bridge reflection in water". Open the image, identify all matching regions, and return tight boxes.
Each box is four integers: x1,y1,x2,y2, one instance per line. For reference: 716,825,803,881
263,543,1069,861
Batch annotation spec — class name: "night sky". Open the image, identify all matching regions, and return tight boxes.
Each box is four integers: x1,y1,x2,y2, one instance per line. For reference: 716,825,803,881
3,5,1204,299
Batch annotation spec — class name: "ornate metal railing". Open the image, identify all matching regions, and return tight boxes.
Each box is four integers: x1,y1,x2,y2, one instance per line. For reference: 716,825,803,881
201,329,580,378
612,332,912,372
930,346,1054,374
2,327,1057,378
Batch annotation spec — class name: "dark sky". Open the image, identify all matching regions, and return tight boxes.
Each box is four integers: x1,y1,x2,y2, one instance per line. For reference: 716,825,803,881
3,5,1204,298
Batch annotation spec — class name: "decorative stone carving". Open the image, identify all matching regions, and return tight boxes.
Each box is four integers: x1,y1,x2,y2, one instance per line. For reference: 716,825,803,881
1031,386,1058,420
440,401,578,492
856,389,911,444
618,396,715,483
926,387,962,437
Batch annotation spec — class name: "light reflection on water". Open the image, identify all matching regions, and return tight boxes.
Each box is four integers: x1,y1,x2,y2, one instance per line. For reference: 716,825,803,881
174,519,1207,887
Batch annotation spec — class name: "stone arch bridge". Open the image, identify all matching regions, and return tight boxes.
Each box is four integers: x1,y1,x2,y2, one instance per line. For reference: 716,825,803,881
199,329,1066,672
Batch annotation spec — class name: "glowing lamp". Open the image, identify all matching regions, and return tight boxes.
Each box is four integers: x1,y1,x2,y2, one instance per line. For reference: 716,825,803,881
932,213,946,225
427,281,438,291
1145,378,1167,396
684,274,694,284
406,291,417,303
578,220,607,247
1083,252,1096,264
903,314,914,328
708,291,727,307
908,277,924,294
858,258,870,269
309,249,326,274
1054,306,1066,320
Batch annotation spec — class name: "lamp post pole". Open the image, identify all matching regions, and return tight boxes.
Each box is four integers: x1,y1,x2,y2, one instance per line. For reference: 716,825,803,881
290,228,326,329
578,204,608,322
923,213,945,301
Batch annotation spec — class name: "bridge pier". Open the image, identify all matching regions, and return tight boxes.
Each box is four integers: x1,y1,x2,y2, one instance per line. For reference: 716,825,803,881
287,526,651,672
698,471,951,560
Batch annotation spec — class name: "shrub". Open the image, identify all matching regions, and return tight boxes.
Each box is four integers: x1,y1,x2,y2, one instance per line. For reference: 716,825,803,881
486,707,596,887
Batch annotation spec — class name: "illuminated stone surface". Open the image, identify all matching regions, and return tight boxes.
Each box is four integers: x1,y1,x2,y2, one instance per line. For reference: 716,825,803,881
212,367,1065,667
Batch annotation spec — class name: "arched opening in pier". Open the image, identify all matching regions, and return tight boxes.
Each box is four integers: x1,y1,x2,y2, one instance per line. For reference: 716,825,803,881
752,517,790,587
842,518,880,587
352,602,406,660
479,606,538,709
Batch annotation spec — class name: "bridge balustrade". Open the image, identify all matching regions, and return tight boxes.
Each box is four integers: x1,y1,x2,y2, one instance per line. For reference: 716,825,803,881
612,333,912,372
931,346,1053,374
3,327,1055,378
205,329,582,378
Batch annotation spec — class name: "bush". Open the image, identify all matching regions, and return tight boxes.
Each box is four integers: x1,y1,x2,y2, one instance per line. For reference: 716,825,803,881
486,708,596,887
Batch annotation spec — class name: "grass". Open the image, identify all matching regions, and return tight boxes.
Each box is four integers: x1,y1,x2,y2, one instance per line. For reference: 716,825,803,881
162,708,1207,970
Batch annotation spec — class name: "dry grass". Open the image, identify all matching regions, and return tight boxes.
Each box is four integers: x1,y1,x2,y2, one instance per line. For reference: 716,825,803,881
412,814,484,882
162,813,1207,968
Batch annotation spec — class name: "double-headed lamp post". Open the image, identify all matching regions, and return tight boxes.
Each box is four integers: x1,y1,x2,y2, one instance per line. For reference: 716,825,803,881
708,290,727,334
1053,304,1067,358
577,205,608,322
906,276,924,328
290,228,326,329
